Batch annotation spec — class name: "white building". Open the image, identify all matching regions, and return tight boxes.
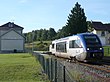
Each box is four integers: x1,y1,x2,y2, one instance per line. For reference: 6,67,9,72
92,21,110,46
0,22,25,53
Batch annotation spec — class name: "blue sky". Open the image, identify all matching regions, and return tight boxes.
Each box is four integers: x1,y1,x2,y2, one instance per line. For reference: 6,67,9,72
0,0,110,33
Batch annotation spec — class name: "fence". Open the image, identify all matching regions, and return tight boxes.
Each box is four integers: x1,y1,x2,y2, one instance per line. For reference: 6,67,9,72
33,52,110,82
33,52,75,82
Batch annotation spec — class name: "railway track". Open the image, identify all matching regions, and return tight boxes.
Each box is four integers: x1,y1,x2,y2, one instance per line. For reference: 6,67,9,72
35,52,110,82
46,53,110,72
50,54,110,80
78,61,110,73
76,62,110,81
38,51,110,80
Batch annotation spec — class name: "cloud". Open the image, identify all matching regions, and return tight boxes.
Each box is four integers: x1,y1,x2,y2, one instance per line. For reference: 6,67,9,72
19,0,28,3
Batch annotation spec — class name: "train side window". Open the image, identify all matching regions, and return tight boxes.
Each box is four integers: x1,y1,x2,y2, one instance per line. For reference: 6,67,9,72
56,43,60,51
52,44,54,49
69,40,75,48
56,42,67,52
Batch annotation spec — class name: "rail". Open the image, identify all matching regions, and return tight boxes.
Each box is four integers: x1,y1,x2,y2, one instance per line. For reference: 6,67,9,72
33,52,110,82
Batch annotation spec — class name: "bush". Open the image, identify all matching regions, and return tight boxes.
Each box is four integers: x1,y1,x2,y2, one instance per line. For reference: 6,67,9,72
25,41,51,51
34,42,49,51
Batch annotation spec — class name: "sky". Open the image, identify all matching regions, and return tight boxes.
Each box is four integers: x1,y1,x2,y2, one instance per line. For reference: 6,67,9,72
0,0,110,33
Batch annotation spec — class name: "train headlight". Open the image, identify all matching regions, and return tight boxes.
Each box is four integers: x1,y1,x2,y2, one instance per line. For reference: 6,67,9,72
87,48,89,50
100,48,102,50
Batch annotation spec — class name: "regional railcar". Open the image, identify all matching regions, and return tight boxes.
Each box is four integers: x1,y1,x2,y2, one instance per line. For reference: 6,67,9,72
49,33,104,61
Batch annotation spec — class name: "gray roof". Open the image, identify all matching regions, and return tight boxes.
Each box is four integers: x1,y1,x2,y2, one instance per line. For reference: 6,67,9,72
92,21,110,30
0,22,24,30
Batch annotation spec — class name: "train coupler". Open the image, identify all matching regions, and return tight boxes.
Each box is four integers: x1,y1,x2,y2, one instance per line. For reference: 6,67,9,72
69,56,77,63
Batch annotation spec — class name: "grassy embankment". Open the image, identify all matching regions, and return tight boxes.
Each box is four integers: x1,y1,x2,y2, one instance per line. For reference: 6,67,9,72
25,41,51,51
103,46,110,56
0,53,49,82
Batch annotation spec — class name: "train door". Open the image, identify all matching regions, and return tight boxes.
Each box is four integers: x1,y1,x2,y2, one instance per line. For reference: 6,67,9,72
68,39,83,59
50,43,56,55
56,41,67,57
68,40,76,57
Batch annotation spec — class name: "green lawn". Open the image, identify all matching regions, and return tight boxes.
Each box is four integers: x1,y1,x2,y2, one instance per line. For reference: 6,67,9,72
103,46,110,56
0,53,49,82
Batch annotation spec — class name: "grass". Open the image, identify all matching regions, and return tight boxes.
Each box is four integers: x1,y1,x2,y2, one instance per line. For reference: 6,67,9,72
103,46,110,56
0,53,49,82
25,41,51,51
25,41,51,47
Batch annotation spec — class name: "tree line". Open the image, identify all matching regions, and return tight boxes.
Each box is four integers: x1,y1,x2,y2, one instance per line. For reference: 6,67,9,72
24,2,93,43
24,28,57,43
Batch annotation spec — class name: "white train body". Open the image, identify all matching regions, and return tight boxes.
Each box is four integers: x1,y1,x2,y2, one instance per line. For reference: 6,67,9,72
49,33,104,61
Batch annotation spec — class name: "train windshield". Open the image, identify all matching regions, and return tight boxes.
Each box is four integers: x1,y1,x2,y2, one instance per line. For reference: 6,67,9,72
83,35,101,48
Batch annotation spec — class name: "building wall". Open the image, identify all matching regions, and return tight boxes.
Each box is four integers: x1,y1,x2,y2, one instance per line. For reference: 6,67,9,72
99,37,106,46
106,33,110,45
92,29,97,34
92,29,110,45
1,40,24,51
1,30,23,39
0,30,24,52
0,30,22,36
0,30,8,36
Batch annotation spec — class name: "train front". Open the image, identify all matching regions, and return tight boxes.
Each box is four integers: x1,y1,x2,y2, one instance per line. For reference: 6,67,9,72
83,34,104,61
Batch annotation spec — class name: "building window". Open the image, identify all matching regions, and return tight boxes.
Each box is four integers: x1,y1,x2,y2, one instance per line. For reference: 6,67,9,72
101,31,105,36
8,22,13,27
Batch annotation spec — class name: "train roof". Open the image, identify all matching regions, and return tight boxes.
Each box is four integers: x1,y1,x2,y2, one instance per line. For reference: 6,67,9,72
76,33,95,36
52,33,96,43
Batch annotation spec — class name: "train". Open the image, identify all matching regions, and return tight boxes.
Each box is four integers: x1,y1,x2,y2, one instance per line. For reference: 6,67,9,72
49,33,104,62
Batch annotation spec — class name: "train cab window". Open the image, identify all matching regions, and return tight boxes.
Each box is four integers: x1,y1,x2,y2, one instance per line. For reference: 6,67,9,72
52,44,55,49
83,35,101,48
69,39,82,48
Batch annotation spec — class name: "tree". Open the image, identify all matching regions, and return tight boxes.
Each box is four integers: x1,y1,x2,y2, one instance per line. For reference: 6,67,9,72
41,29,48,40
26,32,32,43
48,28,56,40
33,30,38,41
56,26,68,39
87,21,94,32
37,29,43,41
66,2,87,35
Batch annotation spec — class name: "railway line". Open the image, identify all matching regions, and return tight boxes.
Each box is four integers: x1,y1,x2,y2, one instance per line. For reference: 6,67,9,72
61,57,110,81
43,52,110,81
45,52,110,72
79,60,110,72
77,62,110,77
34,51,110,81
44,52,110,71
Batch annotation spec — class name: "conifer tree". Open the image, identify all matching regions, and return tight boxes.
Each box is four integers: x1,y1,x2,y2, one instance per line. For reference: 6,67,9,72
66,2,87,35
